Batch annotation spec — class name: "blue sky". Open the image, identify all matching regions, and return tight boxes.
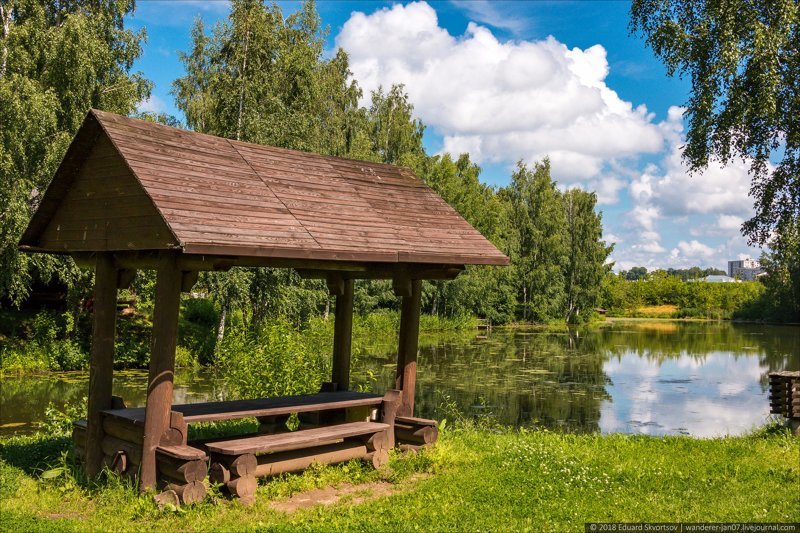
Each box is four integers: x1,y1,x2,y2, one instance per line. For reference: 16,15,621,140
125,1,759,272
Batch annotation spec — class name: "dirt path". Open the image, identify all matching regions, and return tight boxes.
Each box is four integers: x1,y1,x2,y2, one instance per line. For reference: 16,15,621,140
269,475,428,514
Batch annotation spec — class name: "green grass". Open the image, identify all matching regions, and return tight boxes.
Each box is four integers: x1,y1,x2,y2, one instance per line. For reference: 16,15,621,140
1,425,797,532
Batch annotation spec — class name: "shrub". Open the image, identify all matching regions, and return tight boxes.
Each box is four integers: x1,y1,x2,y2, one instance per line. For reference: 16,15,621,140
183,298,218,327
174,345,198,369
215,319,328,399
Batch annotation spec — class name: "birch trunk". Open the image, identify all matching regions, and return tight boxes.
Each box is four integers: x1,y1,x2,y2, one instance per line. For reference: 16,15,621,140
216,305,227,350
236,26,250,141
1,4,11,78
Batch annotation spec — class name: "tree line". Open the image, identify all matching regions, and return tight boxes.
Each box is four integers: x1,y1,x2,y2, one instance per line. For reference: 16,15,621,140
600,272,766,319
2,0,796,336
621,266,726,282
0,0,611,334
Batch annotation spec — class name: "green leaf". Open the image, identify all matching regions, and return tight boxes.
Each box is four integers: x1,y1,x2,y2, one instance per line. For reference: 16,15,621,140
41,467,65,479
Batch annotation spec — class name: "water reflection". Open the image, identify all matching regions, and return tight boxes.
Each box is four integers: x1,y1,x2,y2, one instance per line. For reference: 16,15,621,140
600,351,771,436
361,320,799,436
1,320,798,437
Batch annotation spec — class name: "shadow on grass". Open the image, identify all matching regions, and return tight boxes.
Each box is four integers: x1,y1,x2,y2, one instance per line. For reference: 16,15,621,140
0,434,71,475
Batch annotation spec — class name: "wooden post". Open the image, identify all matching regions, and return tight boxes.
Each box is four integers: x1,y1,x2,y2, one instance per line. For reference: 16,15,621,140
395,279,421,417
140,253,182,491
85,253,119,477
330,277,354,390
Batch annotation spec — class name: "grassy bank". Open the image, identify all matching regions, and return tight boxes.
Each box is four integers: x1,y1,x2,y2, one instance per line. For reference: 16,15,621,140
1,424,797,531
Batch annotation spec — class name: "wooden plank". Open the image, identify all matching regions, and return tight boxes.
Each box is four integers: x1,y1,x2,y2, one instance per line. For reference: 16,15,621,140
331,278,354,390
157,444,207,461
253,441,369,478
35,133,179,253
20,113,103,246
206,421,389,455
180,243,399,263
85,252,118,478
395,415,438,427
396,279,421,417
140,253,183,491
103,392,383,425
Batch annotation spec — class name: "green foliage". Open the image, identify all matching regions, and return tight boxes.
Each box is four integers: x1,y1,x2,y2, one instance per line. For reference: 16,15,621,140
40,399,86,437
630,0,799,248
214,319,328,399
622,266,727,281
173,0,361,155
563,188,614,323
501,160,612,324
630,0,800,321
600,272,767,319
0,311,86,372
187,418,260,442
0,0,150,305
755,220,800,321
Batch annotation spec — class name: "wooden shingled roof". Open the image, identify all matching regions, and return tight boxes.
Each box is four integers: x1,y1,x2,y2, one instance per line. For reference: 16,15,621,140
20,110,508,267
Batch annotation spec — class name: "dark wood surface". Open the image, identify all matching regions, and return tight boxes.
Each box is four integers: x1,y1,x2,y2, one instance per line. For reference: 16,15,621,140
206,421,390,455
331,278,354,390
103,391,383,425
140,253,183,490
21,109,508,267
396,279,422,417
36,135,178,251
395,415,437,427
157,444,207,461
84,253,118,478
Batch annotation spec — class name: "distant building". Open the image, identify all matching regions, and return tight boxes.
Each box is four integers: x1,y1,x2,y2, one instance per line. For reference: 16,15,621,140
728,259,763,281
702,274,737,283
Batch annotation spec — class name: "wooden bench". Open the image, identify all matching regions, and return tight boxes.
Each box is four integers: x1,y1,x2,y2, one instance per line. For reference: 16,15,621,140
102,391,385,426
92,390,402,503
206,421,392,502
394,416,438,449
72,420,87,460
206,421,390,455
155,444,208,504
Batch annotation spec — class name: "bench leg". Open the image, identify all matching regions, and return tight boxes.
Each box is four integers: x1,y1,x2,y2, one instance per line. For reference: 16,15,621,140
380,389,402,448
361,431,390,469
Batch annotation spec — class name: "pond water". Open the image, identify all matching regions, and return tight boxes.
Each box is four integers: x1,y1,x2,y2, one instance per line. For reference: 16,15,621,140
1,320,798,438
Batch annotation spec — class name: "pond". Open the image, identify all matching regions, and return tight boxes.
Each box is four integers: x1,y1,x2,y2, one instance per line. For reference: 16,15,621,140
1,320,798,438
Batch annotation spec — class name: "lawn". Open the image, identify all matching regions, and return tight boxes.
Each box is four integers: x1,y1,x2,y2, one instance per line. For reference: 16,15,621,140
1,424,797,532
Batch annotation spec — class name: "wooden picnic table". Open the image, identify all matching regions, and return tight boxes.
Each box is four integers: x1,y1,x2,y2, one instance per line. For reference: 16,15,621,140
101,391,384,426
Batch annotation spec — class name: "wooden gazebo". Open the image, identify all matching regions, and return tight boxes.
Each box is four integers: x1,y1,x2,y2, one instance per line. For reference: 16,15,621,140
19,110,507,501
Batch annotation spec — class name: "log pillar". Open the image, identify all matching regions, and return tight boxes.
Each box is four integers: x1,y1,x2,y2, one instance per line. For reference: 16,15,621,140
394,279,421,417
329,276,354,391
85,253,119,477
140,253,182,491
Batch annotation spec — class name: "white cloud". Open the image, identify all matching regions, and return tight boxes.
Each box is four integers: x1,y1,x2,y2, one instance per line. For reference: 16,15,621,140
717,214,743,231
336,1,664,182
630,107,754,218
634,241,666,254
335,2,761,271
629,205,659,232
689,214,745,237
676,239,716,259
137,94,166,114
613,107,761,269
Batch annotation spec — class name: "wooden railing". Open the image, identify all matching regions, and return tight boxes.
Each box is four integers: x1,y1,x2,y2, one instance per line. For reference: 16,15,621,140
768,371,800,435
